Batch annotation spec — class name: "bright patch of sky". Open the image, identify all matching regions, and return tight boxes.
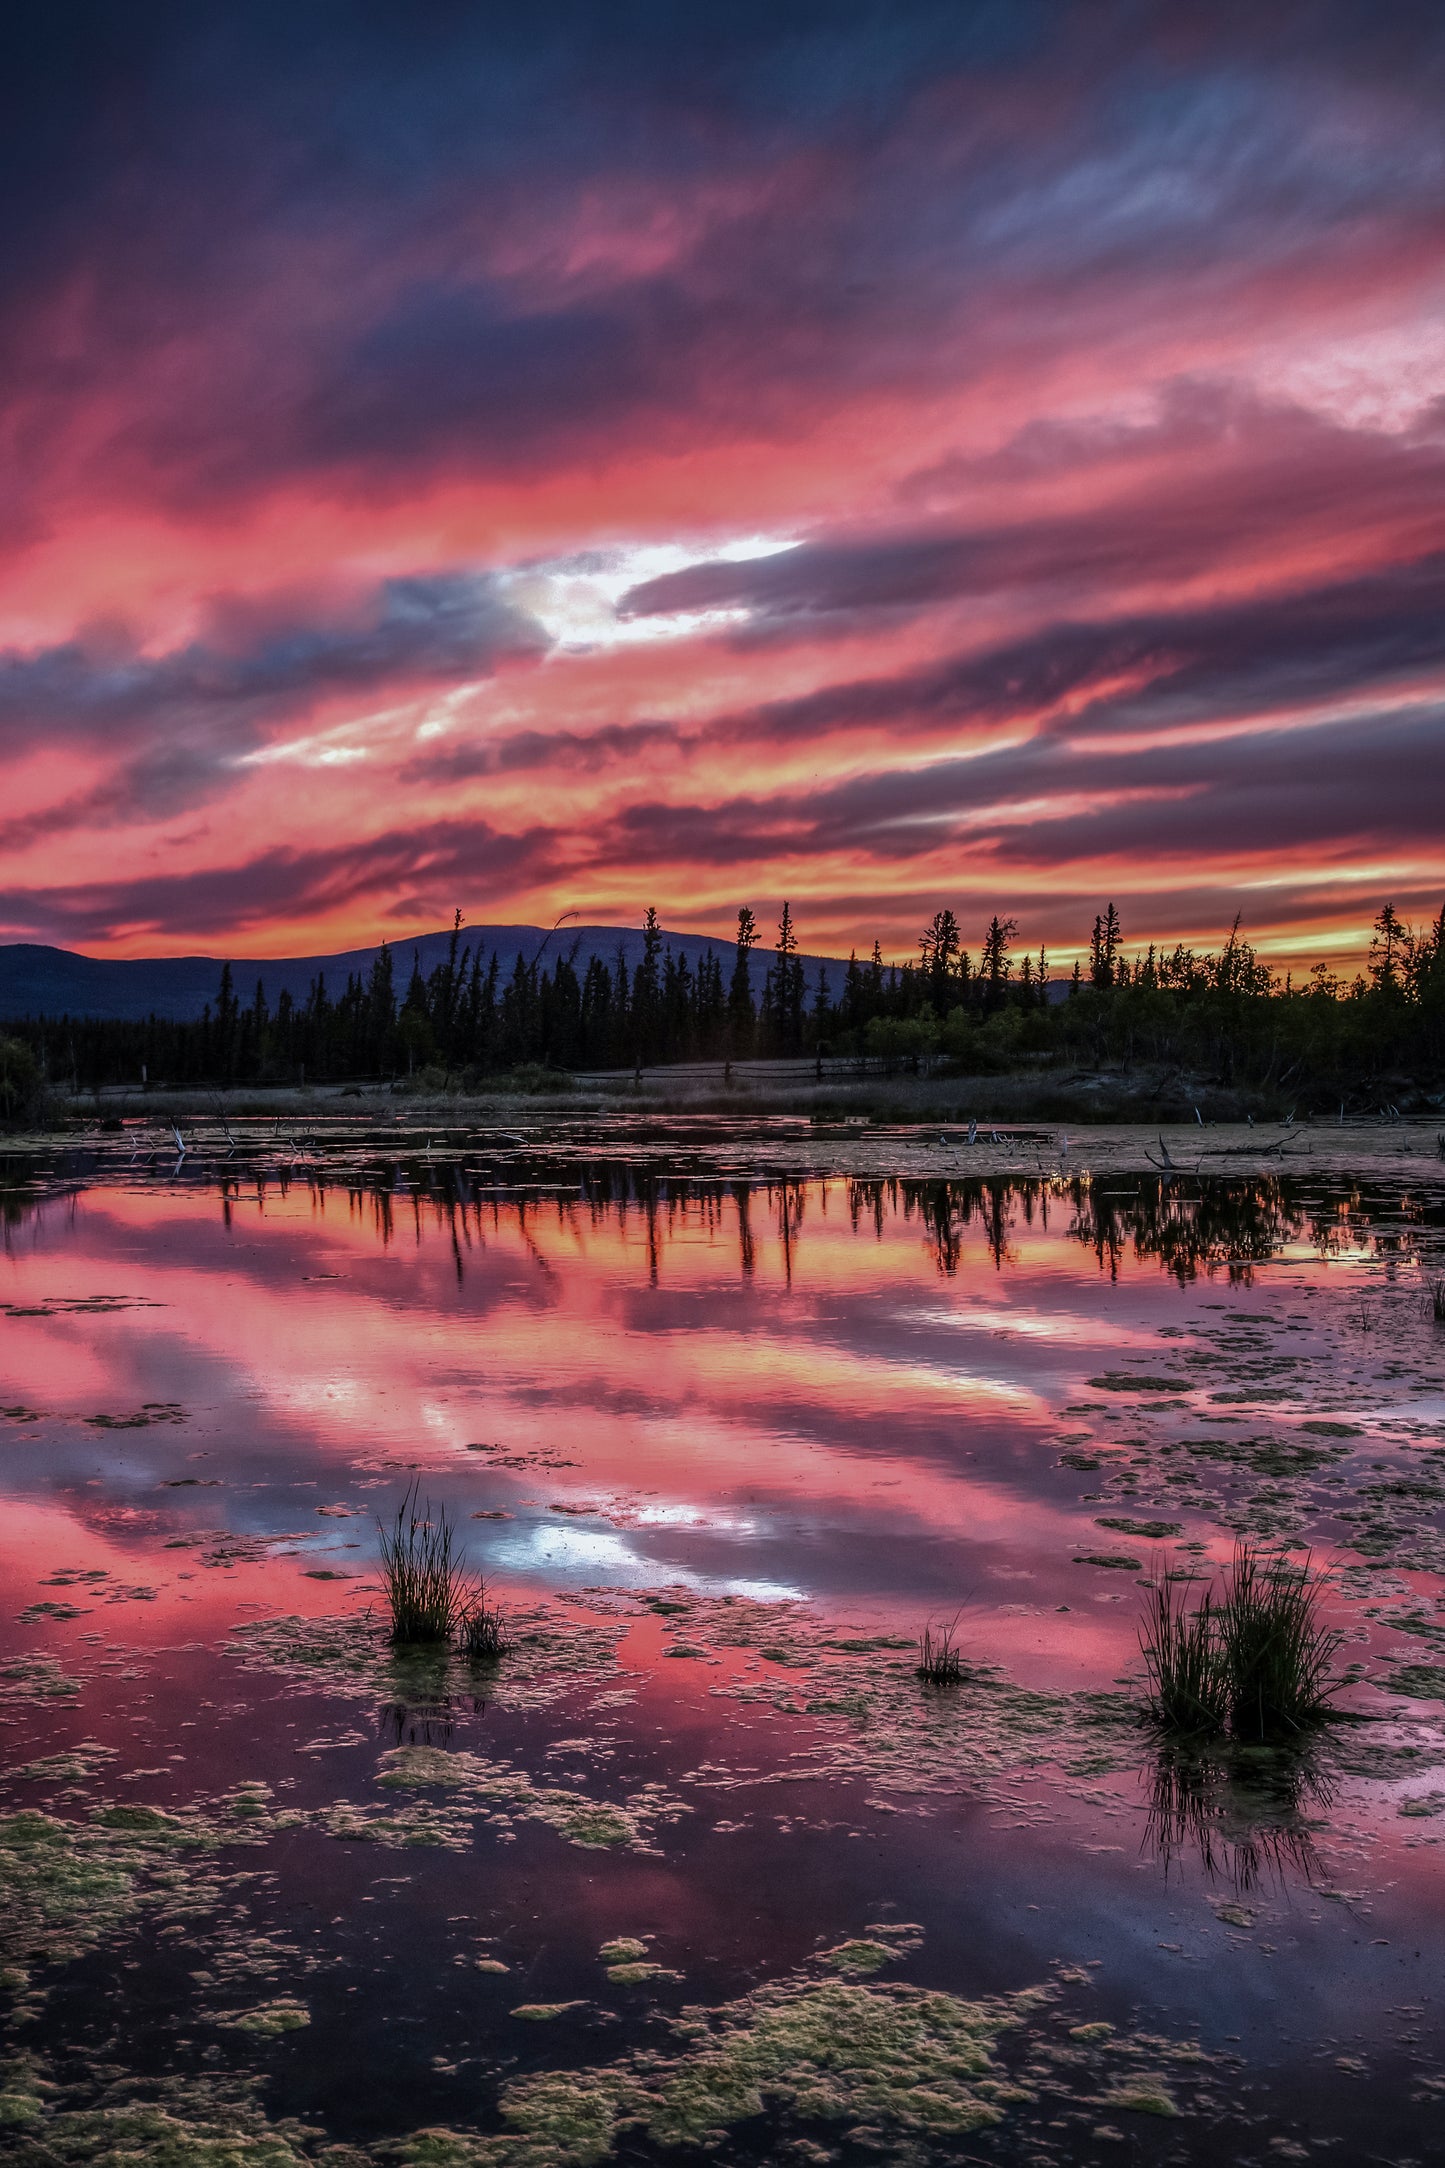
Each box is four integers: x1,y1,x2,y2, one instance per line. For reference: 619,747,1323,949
505,532,800,653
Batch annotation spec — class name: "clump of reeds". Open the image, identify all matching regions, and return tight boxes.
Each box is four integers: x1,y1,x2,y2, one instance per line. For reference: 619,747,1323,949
457,1588,511,1660
917,1617,964,1686
1139,1575,1224,1733
1430,1276,1445,1323
1139,1544,1341,1740
1218,1545,1342,1740
378,1483,472,1644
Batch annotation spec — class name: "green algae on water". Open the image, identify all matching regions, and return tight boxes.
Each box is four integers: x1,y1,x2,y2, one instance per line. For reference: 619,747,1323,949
1384,1663,1445,1701
1094,1517,1181,1539
220,2001,310,2036
816,1939,898,1974
0,1812,135,1971
1098,2079,1179,2116
370,1744,687,1853
3,2096,315,2168
375,1962,1216,2167
1087,1374,1193,1394
0,1657,82,1704
226,1603,633,1717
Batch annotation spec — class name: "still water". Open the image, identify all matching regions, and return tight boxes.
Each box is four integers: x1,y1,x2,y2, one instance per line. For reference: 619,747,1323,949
1,1134,1443,2165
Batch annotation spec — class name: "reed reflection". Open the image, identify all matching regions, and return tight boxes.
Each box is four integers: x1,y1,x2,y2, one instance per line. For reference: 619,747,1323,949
1143,1738,1334,1893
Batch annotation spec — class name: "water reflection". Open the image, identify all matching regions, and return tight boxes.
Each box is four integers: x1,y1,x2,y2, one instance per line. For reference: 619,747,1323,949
3,1144,1431,1289
1143,1737,1335,1891
0,1142,1436,1652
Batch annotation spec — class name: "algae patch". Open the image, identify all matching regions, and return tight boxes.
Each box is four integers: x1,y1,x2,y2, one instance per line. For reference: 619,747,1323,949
0,1812,135,1971
816,1939,898,1975
368,1744,687,1854
226,1603,633,1717
220,2001,310,2036
0,1657,82,1705
2,2096,314,2168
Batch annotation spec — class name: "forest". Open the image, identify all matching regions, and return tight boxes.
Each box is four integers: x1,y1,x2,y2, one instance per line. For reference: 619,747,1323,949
2,898,1443,1107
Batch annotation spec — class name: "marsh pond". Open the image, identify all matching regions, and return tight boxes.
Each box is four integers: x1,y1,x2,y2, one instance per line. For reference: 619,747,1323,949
1,1118,1443,2167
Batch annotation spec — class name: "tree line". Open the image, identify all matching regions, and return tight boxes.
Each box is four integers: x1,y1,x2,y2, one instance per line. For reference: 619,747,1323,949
3,897,1443,1100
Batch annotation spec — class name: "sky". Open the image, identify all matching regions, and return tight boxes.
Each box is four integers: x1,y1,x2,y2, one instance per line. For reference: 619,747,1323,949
2,0,1442,973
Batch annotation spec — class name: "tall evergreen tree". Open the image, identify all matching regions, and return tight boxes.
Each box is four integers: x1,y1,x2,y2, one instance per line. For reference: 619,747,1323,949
729,908,757,1057
919,909,961,1000
632,907,663,1064
980,915,1018,1010
1370,902,1408,996
774,901,805,1055
367,942,396,1070
1089,903,1122,989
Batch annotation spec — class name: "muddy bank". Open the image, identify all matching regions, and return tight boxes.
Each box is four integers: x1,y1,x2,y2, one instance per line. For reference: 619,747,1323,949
5,1108,1444,1190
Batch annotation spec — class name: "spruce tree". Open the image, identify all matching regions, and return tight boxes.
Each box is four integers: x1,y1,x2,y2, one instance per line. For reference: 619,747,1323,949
729,908,757,1057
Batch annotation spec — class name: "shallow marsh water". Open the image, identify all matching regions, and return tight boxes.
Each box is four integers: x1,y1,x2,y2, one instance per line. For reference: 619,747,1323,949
1,1125,1444,2166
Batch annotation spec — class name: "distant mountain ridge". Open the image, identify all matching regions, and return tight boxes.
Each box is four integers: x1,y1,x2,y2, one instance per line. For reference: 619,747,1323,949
0,925,865,1024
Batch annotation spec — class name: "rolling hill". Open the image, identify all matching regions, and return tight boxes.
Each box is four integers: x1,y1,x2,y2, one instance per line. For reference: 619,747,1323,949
0,925,865,1023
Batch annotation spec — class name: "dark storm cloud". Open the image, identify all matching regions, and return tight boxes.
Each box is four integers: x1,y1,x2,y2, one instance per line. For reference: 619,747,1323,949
4,4,1444,517
400,720,674,788
0,571,545,795
689,547,1445,756
0,3,1040,506
0,816,563,947
591,698,1444,875
620,396,1445,636
393,540,1445,803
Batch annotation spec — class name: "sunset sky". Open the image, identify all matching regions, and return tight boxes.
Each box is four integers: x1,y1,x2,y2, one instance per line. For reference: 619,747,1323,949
3,1,1442,972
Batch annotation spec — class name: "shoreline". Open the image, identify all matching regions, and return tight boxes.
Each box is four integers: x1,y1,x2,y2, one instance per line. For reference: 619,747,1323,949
4,1105,1444,1188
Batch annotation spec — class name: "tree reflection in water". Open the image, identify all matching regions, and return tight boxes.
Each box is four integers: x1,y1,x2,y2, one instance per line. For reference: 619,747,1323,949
2,1138,1436,1293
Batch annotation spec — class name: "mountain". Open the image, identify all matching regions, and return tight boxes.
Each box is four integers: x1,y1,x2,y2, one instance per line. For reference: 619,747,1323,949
0,925,863,1023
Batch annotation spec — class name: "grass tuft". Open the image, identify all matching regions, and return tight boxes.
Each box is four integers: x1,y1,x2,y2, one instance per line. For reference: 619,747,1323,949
378,1482,473,1644
1218,1545,1342,1740
916,1617,964,1686
458,1589,512,1660
1139,1575,1224,1733
1140,1544,1341,1740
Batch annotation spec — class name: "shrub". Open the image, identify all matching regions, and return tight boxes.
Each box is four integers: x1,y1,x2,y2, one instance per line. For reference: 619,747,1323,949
0,1037,46,1126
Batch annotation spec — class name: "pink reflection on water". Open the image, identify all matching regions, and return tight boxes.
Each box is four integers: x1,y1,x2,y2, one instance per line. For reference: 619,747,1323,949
0,1170,1394,1696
